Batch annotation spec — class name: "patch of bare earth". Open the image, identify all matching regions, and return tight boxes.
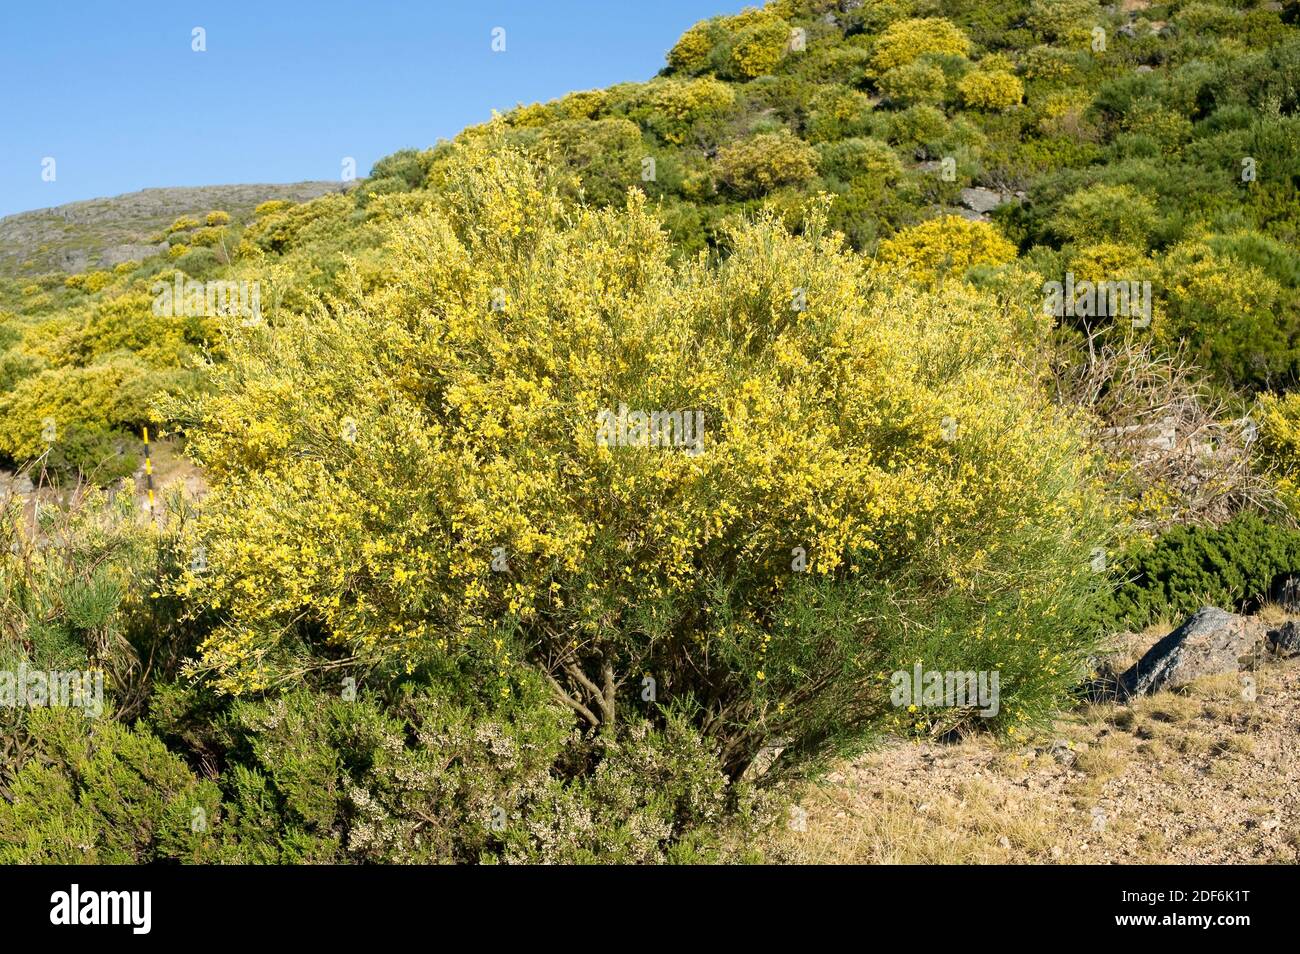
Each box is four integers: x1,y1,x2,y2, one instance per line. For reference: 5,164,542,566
769,653,1299,864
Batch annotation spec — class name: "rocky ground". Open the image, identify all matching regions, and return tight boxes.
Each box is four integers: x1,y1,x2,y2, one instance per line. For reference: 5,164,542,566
768,610,1300,864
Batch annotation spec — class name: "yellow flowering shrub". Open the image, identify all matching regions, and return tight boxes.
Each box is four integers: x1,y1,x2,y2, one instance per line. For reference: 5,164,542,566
1067,241,1150,283
643,77,736,145
871,18,972,73
253,200,292,218
555,89,608,120
668,21,715,74
505,101,553,128
1255,392,1300,514
957,70,1024,111
1027,0,1099,46
873,216,1018,285
163,133,1110,767
64,271,114,294
188,226,225,248
714,128,819,197
727,15,790,79
0,358,159,461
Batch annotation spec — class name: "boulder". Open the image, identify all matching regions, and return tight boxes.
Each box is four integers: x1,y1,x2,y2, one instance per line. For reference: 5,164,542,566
1119,607,1263,697
1267,621,1300,658
959,187,1004,214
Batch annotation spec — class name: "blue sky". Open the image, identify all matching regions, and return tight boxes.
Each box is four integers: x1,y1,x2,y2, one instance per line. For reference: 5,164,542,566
0,0,752,218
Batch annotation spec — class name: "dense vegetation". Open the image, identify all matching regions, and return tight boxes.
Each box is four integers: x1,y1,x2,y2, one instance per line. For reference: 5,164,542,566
2,0,1298,862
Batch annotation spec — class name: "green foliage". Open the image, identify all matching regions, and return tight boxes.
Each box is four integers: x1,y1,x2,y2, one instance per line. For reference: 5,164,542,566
1026,0,1098,45
815,137,904,187
803,86,876,142
1156,238,1296,393
1049,184,1158,247
1,663,734,863
0,707,217,864
1103,515,1300,630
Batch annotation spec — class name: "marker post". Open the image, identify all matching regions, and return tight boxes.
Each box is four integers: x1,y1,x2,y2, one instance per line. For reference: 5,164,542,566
143,426,154,515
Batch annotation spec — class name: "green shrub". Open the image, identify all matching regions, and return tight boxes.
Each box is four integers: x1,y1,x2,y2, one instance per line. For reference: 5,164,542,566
886,104,950,147
1157,239,1295,393
803,86,876,143
200,678,732,864
529,117,646,207
0,707,218,864
815,137,904,188
1049,183,1158,247
1103,514,1300,630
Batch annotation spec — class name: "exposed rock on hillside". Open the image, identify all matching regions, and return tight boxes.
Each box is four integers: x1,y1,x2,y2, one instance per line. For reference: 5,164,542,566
1119,607,1264,697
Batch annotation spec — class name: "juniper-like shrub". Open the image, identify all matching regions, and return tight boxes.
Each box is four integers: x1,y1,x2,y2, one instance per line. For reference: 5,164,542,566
1103,514,1300,630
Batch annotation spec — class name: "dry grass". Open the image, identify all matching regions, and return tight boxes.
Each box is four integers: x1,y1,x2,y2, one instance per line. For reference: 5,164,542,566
763,655,1300,864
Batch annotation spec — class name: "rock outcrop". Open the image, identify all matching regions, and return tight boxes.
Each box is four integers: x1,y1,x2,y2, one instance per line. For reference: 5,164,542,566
1119,607,1264,697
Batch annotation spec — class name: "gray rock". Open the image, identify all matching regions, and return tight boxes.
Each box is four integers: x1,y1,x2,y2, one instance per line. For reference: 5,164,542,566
959,187,1005,214
101,242,169,267
1267,621,1300,658
57,248,89,272
0,472,35,496
1048,739,1076,766
1120,607,1264,697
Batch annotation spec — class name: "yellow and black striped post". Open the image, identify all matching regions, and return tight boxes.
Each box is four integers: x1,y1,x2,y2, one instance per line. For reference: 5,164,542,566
142,426,154,515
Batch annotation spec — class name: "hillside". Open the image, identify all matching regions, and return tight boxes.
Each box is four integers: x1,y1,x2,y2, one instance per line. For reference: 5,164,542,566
1,0,1299,866
0,182,352,279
